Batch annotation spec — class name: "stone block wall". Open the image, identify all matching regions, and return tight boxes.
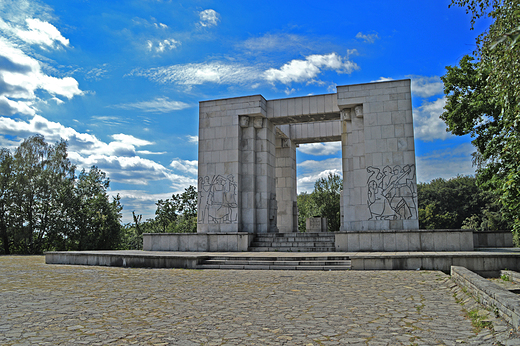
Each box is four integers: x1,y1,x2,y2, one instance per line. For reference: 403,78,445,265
337,80,419,231
197,79,419,235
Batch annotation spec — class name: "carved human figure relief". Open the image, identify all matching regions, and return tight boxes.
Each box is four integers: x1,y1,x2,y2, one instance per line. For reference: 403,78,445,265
198,174,238,224
366,165,417,220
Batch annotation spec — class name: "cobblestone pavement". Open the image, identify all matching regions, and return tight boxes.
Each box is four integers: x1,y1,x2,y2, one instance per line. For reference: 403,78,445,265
0,256,514,345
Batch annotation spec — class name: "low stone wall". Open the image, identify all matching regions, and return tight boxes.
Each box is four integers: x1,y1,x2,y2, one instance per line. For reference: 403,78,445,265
335,229,474,252
451,266,520,330
45,251,203,269
473,231,514,248
143,233,253,252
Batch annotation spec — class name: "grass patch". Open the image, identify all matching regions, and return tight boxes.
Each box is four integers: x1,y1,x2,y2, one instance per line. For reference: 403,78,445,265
466,308,493,333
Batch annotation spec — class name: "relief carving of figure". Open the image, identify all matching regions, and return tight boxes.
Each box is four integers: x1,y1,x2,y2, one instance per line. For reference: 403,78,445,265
367,165,417,220
198,174,238,224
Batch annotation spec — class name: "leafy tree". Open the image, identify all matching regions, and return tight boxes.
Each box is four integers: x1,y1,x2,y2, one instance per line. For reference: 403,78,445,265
0,149,14,254
73,167,122,250
417,175,511,230
443,0,520,241
0,136,122,254
297,173,342,232
297,192,318,232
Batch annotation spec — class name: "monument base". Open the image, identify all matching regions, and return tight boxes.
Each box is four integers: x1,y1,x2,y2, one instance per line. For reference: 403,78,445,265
143,232,253,252
143,230,514,252
335,229,475,252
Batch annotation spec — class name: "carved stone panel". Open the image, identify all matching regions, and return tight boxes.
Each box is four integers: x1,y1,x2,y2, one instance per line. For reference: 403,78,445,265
198,174,238,224
366,165,417,221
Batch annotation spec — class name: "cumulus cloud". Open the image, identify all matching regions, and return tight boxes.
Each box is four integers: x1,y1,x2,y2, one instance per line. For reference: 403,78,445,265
199,9,220,27
355,31,379,43
409,75,444,98
413,97,451,141
0,113,188,190
170,158,198,176
416,143,475,183
15,18,69,49
111,97,190,113
0,35,82,117
298,142,341,156
297,158,342,193
264,53,359,85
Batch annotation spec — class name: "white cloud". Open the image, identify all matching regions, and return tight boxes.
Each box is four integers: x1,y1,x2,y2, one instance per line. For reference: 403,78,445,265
186,135,198,143
241,33,307,51
84,64,109,81
130,62,261,86
199,9,220,27
111,97,190,113
15,18,69,48
371,77,394,83
413,97,451,141
356,32,379,43
297,158,342,193
264,53,359,85
298,142,341,156
170,158,198,176
409,75,444,98
146,38,180,53
416,142,475,183
112,133,153,147
0,37,83,116
131,53,359,89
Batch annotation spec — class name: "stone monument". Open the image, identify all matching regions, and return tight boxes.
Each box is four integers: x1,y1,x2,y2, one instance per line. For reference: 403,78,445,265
197,79,418,234
144,79,480,252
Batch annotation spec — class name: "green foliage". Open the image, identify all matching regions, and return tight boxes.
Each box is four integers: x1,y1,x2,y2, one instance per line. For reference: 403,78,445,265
297,173,342,232
120,186,198,249
297,192,318,232
0,136,122,254
417,175,511,230
443,0,520,239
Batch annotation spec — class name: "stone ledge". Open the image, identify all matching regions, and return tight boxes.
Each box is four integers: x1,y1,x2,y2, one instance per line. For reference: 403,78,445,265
451,266,520,330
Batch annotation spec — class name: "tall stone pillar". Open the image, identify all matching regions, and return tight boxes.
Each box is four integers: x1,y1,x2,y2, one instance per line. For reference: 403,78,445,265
275,137,297,233
197,95,277,233
338,80,419,231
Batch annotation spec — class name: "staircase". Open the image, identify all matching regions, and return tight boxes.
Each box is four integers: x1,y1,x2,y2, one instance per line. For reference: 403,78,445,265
196,255,351,270
249,232,336,252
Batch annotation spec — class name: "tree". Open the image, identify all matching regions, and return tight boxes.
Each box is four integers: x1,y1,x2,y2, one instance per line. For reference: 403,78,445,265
73,167,122,250
0,149,14,254
297,173,342,232
417,175,510,230
0,136,123,254
442,0,520,241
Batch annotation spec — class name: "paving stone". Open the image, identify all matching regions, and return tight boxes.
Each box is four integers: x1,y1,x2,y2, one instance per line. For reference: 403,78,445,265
0,256,517,345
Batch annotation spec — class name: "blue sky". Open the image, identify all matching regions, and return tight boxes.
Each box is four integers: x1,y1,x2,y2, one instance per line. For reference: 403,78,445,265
0,0,489,223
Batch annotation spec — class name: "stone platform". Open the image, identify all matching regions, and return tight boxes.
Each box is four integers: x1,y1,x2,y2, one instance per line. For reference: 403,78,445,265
45,248,520,276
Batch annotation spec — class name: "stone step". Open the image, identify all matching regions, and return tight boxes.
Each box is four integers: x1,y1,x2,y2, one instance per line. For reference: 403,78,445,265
203,260,351,266
254,237,334,242
251,241,335,248
249,247,337,252
196,264,351,270
208,256,350,261
255,233,334,238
